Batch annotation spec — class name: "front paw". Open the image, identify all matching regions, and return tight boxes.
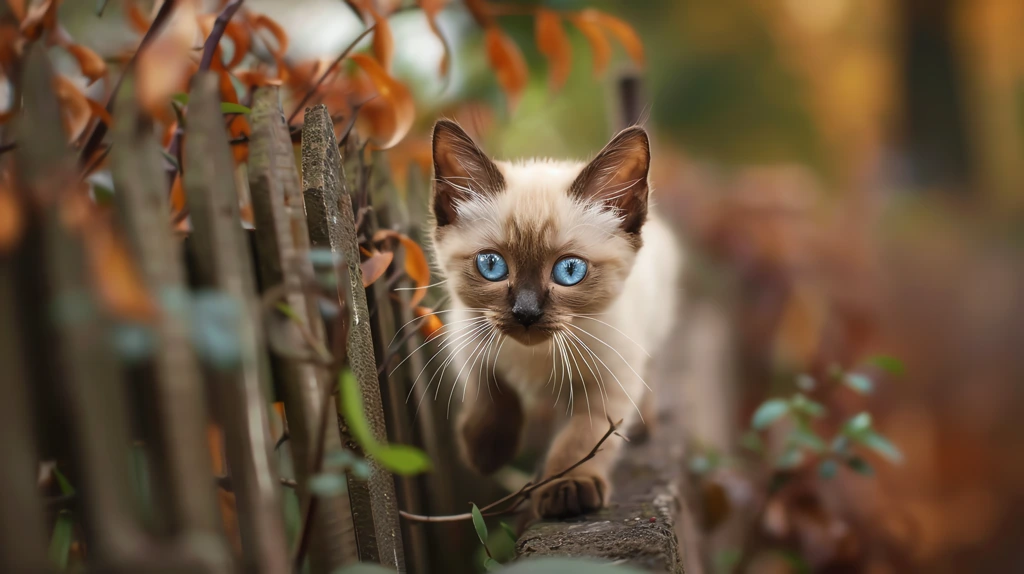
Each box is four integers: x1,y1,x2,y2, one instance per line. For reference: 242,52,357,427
531,473,609,518
456,397,523,475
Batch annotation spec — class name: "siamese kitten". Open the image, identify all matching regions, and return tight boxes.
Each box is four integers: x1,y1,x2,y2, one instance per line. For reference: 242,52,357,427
428,120,681,518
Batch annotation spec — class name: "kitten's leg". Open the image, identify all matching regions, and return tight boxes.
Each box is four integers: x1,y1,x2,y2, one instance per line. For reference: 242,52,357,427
531,382,641,518
455,375,524,475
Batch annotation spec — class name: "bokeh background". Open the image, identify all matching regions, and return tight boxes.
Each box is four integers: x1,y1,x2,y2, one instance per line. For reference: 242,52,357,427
44,0,1024,572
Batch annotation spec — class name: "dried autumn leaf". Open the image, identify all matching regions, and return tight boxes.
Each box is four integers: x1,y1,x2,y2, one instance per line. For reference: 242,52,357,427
414,306,444,339
136,0,198,121
64,43,107,85
573,9,644,71
52,75,92,142
248,13,289,79
350,53,415,150
484,26,528,108
366,5,394,72
535,9,571,92
20,0,58,41
567,12,611,76
7,0,25,21
0,183,23,253
81,211,157,320
197,15,251,70
86,98,113,127
361,249,394,287
125,0,151,35
418,0,450,76
373,229,431,306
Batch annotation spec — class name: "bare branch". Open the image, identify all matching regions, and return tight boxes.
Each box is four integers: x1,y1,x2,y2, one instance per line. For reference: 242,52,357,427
199,0,245,71
286,25,376,125
399,418,624,523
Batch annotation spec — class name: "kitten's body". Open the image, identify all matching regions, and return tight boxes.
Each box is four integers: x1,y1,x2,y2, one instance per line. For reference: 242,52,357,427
428,122,681,518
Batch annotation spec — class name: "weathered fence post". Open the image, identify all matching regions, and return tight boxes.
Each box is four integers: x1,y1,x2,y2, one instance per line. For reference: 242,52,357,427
110,77,233,572
248,86,359,571
301,104,405,570
15,43,152,570
183,72,290,573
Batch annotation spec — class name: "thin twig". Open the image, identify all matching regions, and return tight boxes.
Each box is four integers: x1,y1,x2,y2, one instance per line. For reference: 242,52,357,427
215,475,298,491
0,142,16,155
199,0,245,71
79,0,179,165
399,417,623,523
286,25,376,125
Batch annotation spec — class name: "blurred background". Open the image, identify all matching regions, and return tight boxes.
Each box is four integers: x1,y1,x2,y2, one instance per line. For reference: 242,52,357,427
19,0,1024,572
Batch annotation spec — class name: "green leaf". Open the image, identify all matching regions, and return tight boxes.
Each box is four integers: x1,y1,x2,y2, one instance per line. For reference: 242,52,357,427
795,374,816,391
867,355,905,376
791,426,826,453
500,521,518,543
169,93,250,115
818,459,839,479
338,369,431,475
843,373,874,394
48,510,73,570
861,430,903,463
789,393,826,418
471,503,489,546
308,473,347,497
775,446,804,470
484,557,501,571
373,444,432,476
91,183,115,205
714,548,741,574
751,399,789,430
843,412,872,437
220,102,251,115
846,456,874,475
53,467,75,496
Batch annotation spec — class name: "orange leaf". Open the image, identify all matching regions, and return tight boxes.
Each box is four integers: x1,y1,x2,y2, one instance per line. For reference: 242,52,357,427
197,15,251,70
82,212,157,320
484,26,528,108
535,9,571,92
350,53,415,150
361,249,394,287
7,0,25,22
415,306,444,339
136,0,198,121
0,183,24,253
585,9,644,68
52,75,92,142
126,0,151,35
419,0,450,76
567,13,611,76
368,6,394,73
373,229,431,307
65,43,107,85
169,174,186,216
248,12,288,79
87,98,113,128
20,0,58,41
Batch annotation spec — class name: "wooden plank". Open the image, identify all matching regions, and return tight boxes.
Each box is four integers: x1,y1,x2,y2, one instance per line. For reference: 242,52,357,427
183,72,289,574
247,86,358,572
109,77,232,572
15,43,151,568
301,104,405,570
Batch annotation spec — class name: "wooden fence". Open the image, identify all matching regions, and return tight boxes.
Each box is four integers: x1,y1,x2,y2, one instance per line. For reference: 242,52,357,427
0,44,464,574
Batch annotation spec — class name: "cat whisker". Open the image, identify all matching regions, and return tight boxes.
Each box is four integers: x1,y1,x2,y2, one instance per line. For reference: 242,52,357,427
566,314,651,357
390,315,487,376
491,334,508,397
388,306,480,349
563,328,644,423
403,319,489,403
560,330,594,429
392,279,449,292
566,322,652,393
418,323,491,420
449,324,496,419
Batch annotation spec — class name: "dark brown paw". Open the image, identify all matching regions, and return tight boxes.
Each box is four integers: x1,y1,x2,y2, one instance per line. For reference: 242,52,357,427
532,474,609,518
456,392,524,475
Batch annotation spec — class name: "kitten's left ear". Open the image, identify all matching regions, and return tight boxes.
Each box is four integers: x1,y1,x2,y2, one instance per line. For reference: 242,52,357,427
569,126,650,235
431,119,505,228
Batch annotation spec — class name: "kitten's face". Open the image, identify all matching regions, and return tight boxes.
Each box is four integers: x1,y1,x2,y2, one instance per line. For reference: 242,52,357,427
430,121,651,346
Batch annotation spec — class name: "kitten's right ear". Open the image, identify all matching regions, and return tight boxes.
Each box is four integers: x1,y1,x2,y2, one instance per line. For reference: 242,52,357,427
431,120,505,227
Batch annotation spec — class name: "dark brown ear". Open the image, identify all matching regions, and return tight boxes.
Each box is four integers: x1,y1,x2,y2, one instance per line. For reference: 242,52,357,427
431,119,505,228
569,126,650,235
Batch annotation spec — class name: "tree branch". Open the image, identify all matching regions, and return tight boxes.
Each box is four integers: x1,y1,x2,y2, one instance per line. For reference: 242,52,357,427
399,417,623,523
198,0,245,71
286,25,376,125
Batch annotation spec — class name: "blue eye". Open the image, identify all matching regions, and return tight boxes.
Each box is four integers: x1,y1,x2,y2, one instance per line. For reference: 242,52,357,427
476,252,508,281
552,257,588,286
